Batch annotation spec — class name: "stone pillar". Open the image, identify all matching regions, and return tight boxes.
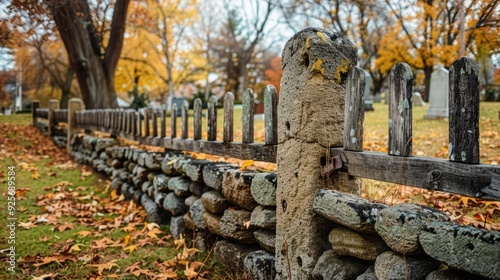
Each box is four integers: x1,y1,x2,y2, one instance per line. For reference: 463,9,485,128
32,100,40,126
67,98,84,152
275,28,357,279
48,99,60,137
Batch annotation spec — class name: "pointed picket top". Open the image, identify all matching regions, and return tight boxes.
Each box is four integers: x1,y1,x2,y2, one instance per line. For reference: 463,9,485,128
207,95,217,141
449,57,480,164
242,88,255,144
344,67,365,151
194,98,202,140
264,85,278,145
388,62,413,157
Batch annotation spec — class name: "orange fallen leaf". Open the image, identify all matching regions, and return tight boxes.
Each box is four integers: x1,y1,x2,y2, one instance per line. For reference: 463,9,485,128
146,228,162,239
240,160,255,171
124,245,137,254
75,230,92,238
69,244,84,253
88,260,119,275
52,223,74,233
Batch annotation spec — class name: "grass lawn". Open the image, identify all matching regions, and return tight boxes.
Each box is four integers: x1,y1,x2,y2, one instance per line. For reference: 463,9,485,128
0,120,230,279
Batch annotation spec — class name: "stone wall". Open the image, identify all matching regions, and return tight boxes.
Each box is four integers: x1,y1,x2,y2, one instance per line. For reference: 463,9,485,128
69,134,277,278
67,134,499,280
312,190,499,280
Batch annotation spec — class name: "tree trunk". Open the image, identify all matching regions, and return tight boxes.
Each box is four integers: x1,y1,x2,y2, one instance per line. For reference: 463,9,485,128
59,69,73,109
49,0,129,109
423,66,433,102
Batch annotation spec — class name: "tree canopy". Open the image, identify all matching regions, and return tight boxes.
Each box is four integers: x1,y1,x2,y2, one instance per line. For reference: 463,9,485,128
3,0,499,109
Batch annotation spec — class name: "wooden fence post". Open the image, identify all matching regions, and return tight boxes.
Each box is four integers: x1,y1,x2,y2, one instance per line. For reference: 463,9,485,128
223,92,234,142
388,63,413,157
276,27,358,279
344,67,365,151
48,99,60,137
32,100,40,126
67,98,84,152
449,57,479,164
242,89,254,144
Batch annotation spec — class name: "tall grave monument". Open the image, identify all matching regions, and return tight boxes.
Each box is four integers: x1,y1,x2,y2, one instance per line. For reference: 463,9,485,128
424,67,449,119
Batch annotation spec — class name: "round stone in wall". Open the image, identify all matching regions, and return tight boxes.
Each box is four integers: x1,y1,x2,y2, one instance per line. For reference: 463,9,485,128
374,203,449,255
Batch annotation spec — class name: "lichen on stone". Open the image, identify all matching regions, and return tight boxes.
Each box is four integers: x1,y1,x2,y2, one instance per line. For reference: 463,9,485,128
333,59,352,84
311,59,326,76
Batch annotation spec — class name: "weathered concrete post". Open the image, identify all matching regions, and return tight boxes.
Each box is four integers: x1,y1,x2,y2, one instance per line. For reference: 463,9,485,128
67,98,84,152
48,99,60,137
276,27,357,279
32,100,40,126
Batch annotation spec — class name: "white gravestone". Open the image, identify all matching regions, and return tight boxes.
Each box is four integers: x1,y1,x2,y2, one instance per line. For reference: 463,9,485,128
424,67,449,119
413,92,426,106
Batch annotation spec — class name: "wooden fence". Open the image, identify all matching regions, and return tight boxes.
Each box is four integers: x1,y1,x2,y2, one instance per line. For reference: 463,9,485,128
32,58,499,202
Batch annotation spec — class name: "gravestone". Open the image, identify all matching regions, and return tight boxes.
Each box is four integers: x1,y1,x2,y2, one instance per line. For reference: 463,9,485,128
424,67,449,119
364,70,374,111
171,97,185,116
412,92,425,106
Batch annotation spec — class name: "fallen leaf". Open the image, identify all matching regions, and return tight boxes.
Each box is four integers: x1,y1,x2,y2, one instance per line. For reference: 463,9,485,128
75,230,93,238
243,221,251,229
240,160,255,171
144,222,160,231
34,256,61,267
52,223,74,233
19,221,37,229
123,235,132,246
458,196,477,206
88,260,119,275
124,245,137,254
31,172,41,179
39,236,51,242
146,228,162,239
32,273,58,280
81,168,92,180
69,244,84,253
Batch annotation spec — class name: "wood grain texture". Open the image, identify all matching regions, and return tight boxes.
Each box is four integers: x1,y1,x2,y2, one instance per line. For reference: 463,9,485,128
242,89,254,144
194,98,202,140
152,110,158,137
264,85,278,145
208,96,217,141
144,109,150,137
223,92,234,142
388,63,413,157
449,57,480,164
136,111,142,137
171,104,177,138
160,109,166,138
182,101,189,139
330,148,500,201
344,67,365,151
